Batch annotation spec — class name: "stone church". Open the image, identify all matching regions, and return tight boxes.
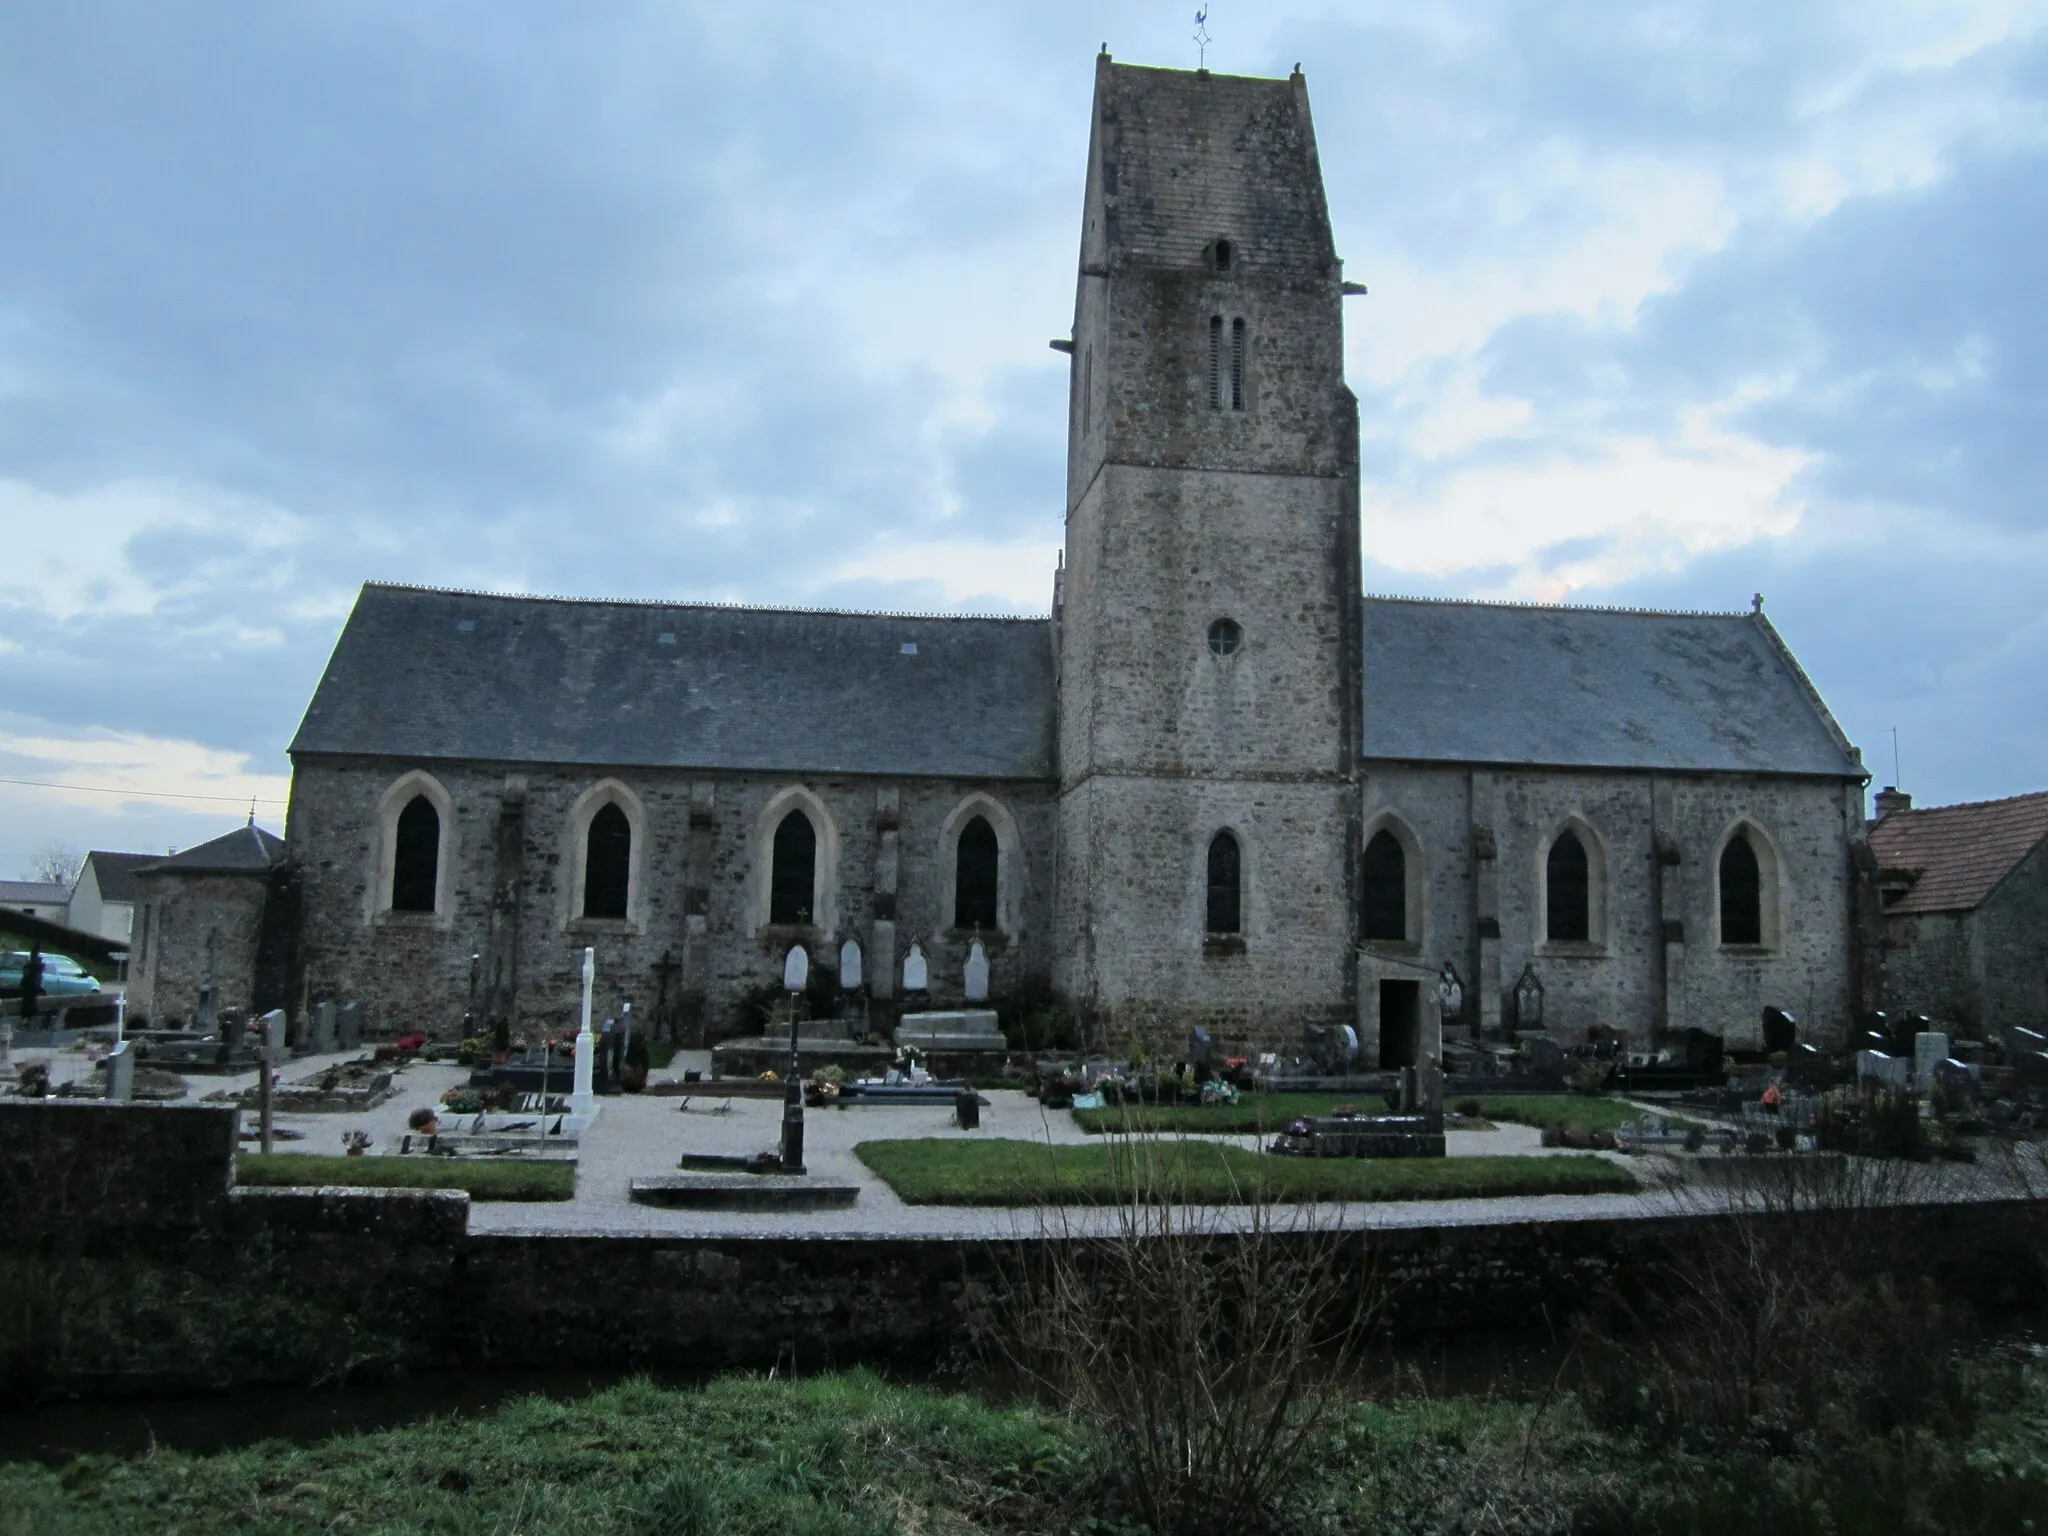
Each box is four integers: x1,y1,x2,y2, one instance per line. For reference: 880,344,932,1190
265,57,1875,1061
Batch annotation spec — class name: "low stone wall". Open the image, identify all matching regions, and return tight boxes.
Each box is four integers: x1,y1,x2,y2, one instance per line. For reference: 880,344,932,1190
5,1100,2046,1399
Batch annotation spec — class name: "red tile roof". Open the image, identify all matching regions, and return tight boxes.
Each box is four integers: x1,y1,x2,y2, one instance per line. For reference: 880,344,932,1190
1869,790,2048,915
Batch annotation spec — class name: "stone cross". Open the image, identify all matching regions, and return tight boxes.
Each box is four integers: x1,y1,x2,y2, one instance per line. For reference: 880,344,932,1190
839,937,863,990
902,941,928,993
571,947,597,1117
963,938,989,1002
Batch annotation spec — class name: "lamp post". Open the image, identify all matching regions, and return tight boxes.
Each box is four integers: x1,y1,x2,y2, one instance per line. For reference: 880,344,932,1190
780,944,809,1174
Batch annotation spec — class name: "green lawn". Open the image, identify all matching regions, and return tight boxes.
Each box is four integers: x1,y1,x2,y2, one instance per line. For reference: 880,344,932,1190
855,1137,1636,1206
236,1153,575,1201
1072,1092,1649,1137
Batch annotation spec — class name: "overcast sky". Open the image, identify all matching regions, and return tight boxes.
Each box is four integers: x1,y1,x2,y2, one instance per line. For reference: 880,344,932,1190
2,1,2044,878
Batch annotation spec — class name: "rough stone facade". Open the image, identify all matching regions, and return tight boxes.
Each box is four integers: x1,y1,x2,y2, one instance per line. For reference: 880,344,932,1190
290,756,1055,1040
1052,62,1362,1034
1359,765,1867,1054
129,871,271,1024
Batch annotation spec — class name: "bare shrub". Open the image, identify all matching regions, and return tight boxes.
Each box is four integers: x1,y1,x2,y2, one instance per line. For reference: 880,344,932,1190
1584,1153,1971,1453
994,1126,1388,1536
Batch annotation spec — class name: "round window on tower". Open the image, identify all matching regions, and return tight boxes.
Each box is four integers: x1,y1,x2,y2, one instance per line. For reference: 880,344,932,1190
1207,618,1243,657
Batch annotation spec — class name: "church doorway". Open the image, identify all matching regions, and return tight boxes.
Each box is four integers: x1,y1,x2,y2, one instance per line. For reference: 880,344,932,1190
1379,980,1421,1069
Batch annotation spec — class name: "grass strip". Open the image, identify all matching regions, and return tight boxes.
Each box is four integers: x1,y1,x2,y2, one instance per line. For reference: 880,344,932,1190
0,1371,1077,1535
855,1137,1635,1206
236,1153,575,1201
1072,1092,1652,1137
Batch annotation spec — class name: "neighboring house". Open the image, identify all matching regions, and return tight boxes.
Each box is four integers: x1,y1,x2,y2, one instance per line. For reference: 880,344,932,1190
67,851,158,943
127,824,290,1025
0,880,72,927
276,58,1875,1056
1869,788,2048,1040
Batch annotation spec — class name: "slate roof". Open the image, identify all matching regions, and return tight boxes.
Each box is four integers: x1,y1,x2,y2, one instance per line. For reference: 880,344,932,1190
1360,597,1862,778
139,825,286,876
1868,791,2048,915
292,584,1059,781
0,881,70,907
82,851,157,903
1095,62,1334,272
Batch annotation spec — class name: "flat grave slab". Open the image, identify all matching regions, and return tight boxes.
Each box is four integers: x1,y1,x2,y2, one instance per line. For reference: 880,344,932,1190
628,1174,860,1212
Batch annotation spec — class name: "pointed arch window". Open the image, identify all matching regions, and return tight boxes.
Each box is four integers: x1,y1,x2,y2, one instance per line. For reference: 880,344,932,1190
583,803,631,920
391,795,440,913
1361,829,1406,941
1546,831,1590,942
1720,832,1763,945
1206,831,1241,935
953,816,999,930
770,810,817,926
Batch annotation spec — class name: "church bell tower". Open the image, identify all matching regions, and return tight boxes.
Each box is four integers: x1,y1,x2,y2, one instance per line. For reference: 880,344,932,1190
1053,56,1363,1036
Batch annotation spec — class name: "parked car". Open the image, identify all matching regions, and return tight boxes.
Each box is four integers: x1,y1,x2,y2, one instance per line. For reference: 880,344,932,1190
0,951,102,997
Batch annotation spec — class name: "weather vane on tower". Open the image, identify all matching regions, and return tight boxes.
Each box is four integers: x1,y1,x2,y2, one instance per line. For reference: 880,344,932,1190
1193,7,1211,70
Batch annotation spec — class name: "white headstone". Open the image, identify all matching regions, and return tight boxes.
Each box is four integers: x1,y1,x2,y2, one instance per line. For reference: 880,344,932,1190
312,1000,336,1053
839,938,863,990
1913,1031,1950,1095
783,944,810,992
106,1039,134,1102
963,938,989,1002
902,941,928,992
260,1008,288,1055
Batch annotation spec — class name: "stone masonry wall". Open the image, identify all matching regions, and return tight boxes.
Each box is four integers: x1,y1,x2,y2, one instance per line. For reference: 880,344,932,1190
287,756,1056,1041
128,872,271,1025
1880,910,1977,1031
1359,762,1861,1054
1977,836,2048,1035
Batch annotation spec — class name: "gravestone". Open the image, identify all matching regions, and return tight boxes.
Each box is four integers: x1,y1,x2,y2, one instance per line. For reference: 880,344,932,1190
839,938,862,990
902,942,928,993
1934,1058,1979,1110
311,1000,336,1054
1785,1041,1829,1090
963,939,990,1003
1857,1050,1910,1091
337,1002,361,1051
260,1009,288,1056
1762,1006,1798,1055
1913,1031,1950,1095
105,1040,134,1102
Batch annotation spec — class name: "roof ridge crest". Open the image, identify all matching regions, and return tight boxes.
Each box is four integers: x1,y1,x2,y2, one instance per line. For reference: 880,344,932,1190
361,581,1049,624
1360,591,1748,619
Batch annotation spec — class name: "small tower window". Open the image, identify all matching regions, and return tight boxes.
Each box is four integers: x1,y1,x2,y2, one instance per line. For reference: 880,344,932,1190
1361,829,1406,941
1208,315,1223,409
1206,831,1242,935
1214,238,1233,272
1720,832,1762,945
1230,317,1246,410
1207,618,1242,656
391,795,439,913
954,816,999,930
770,809,817,925
1546,831,1590,942
583,802,632,919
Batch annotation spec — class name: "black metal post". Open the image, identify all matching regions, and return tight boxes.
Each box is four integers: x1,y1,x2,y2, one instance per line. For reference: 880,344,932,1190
780,989,805,1173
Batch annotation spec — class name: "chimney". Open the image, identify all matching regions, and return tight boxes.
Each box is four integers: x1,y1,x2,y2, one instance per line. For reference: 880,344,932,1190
1874,786,1912,821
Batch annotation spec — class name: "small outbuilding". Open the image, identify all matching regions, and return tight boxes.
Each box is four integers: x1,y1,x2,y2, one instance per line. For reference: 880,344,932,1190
1869,788,2048,1041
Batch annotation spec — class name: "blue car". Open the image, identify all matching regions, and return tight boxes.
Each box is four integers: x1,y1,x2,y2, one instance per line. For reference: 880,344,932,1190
0,951,102,997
